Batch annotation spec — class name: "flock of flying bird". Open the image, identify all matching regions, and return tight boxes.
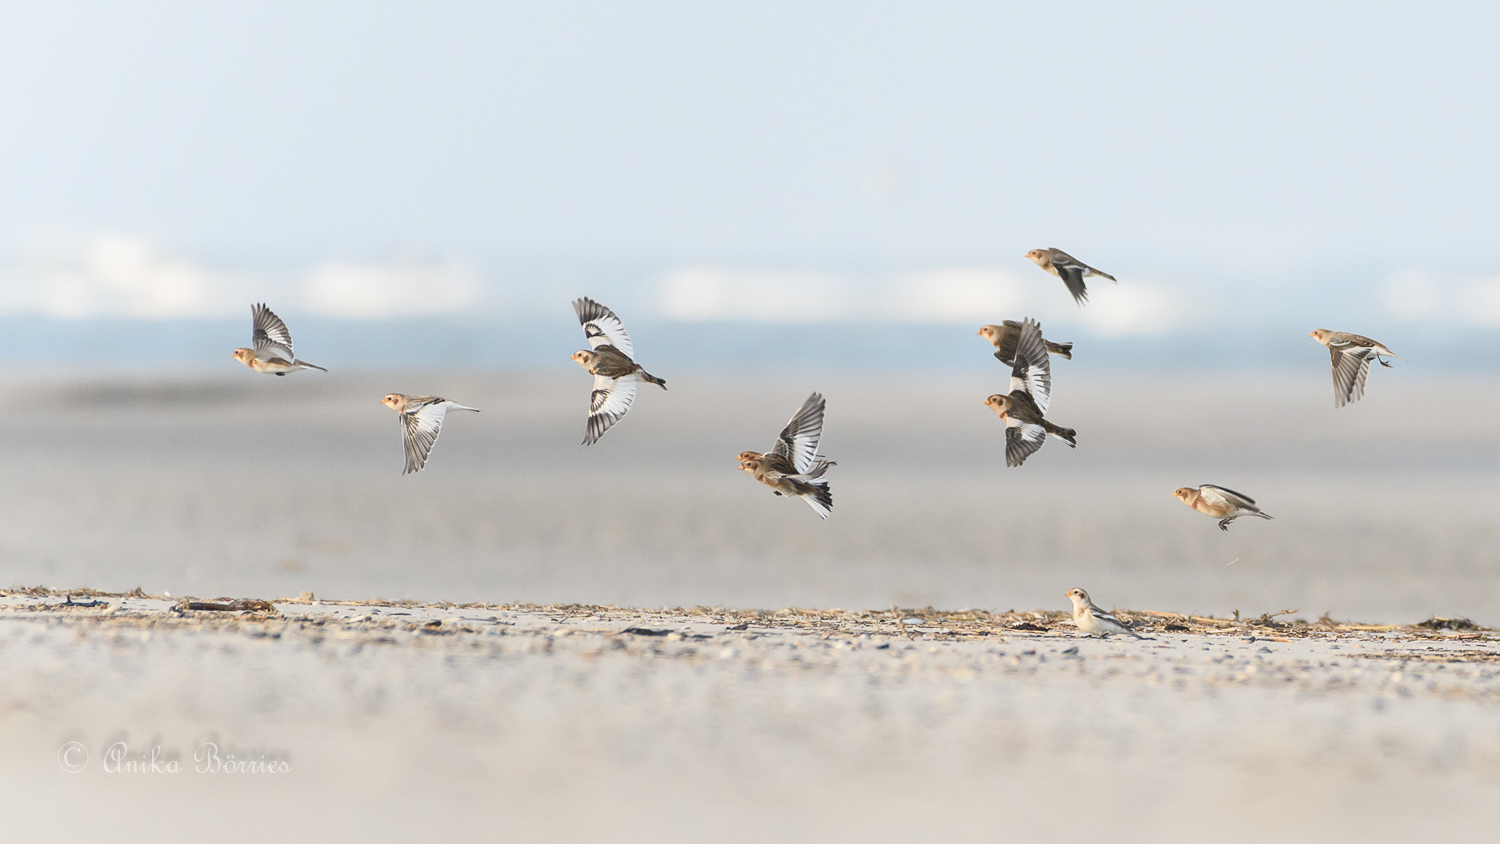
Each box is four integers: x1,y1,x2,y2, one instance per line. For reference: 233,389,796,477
229,247,1405,637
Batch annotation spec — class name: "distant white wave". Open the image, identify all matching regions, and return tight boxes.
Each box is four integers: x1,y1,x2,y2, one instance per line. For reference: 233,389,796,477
659,266,1198,336
1382,269,1500,327
0,231,246,319
303,259,481,319
0,231,481,320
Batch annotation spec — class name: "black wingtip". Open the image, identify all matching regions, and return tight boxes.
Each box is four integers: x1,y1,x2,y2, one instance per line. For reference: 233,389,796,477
573,296,612,324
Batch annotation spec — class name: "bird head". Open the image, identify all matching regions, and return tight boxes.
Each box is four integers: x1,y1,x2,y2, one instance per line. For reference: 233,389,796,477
381,394,407,412
735,451,761,463
737,457,761,475
977,324,999,343
1064,588,1090,608
1172,487,1197,503
231,348,254,365
1024,249,1048,266
983,394,1009,415
570,350,595,368
1309,329,1332,345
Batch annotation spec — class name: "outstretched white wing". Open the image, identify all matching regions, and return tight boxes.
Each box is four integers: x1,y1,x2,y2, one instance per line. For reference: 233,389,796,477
1004,421,1047,468
1007,318,1052,415
1328,344,1374,408
401,400,451,475
1199,484,1257,509
770,392,826,475
573,297,633,358
584,375,637,445
251,303,295,361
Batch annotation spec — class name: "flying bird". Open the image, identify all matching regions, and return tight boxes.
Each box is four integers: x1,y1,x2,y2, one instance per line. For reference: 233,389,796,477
983,318,1077,467
736,392,836,519
230,303,327,375
381,394,480,475
570,297,666,445
977,321,1073,366
1173,485,1274,532
1025,248,1116,306
1065,588,1144,639
1309,329,1405,408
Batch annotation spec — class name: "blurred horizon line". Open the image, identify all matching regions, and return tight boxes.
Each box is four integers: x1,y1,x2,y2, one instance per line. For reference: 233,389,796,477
1,231,1498,336
0,314,1488,374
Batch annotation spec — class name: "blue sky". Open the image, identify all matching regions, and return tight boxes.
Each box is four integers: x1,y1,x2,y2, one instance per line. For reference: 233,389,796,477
0,2,1497,338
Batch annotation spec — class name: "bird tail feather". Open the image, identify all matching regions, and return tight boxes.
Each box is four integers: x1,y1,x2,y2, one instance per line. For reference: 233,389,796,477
294,360,328,372
1046,341,1073,360
1046,423,1077,448
639,370,667,389
800,481,832,519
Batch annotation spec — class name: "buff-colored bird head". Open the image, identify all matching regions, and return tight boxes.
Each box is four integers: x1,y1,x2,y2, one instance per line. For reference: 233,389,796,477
570,350,595,368
1173,487,1198,504
231,348,255,366
1309,329,1332,345
735,451,761,463
737,457,761,475
977,324,999,343
381,394,408,412
1065,588,1091,608
984,394,1009,415
1025,249,1049,267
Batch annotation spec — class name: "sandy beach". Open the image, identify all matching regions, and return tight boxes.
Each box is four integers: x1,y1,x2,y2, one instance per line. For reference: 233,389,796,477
4,588,1500,841
3,369,1500,620
4,370,1500,840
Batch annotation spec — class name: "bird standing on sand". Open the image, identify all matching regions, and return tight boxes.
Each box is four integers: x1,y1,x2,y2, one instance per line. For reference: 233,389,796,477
231,303,327,375
983,318,1077,467
736,392,836,519
978,321,1073,366
1309,329,1405,408
1065,588,1144,639
570,297,666,445
1173,485,1274,532
381,394,480,475
1025,248,1116,306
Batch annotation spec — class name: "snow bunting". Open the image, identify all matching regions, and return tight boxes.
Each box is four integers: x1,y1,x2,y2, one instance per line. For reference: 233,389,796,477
1025,248,1116,306
977,321,1073,366
571,297,666,445
381,394,480,475
983,318,1077,467
736,392,836,519
231,303,327,375
1173,485,1274,532
1065,588,1143,639
1309,329,1405,408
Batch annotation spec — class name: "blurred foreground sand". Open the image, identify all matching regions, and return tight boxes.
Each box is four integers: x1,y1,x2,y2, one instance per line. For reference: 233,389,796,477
3,594,1499,842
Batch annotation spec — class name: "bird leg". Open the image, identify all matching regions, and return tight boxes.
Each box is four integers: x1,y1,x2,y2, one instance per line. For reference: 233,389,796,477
1376,355,1394,368
1218,518,1233,532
